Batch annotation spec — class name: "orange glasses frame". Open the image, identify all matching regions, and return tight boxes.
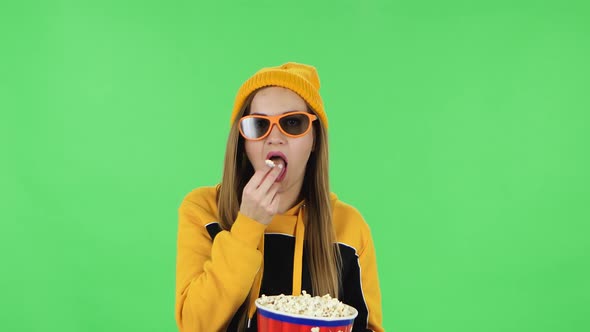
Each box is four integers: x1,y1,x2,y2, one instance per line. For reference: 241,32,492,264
238,112,318,141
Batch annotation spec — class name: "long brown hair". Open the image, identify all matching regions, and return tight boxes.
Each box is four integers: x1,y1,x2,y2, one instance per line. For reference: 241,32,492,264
217,89,342,330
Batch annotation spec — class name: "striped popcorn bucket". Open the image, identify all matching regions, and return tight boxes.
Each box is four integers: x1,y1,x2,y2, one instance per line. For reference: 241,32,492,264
255,299,358,332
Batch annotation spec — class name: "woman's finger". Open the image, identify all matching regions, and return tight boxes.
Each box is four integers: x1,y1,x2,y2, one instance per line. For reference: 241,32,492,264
257,164,283,193
260,182,281,207
268,189,280,214
244,164,274,192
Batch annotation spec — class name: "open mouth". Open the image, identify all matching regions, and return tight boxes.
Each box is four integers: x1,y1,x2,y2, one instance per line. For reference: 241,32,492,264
266,152,288,182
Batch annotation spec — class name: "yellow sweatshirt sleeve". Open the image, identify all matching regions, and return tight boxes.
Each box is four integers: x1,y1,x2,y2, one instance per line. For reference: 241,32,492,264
359,226,384,332
175,196,267,331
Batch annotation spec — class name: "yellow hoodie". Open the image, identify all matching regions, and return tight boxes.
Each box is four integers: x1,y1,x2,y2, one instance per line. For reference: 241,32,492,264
175,186,383,331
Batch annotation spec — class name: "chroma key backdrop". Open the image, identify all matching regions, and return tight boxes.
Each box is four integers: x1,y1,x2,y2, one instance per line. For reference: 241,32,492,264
1,1,589,331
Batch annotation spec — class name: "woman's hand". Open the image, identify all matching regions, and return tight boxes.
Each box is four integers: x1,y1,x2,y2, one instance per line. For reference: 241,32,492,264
239,163,283,225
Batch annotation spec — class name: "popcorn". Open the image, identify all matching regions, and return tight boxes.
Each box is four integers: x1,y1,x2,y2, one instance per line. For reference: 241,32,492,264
265,159,276,168
257,291,355,318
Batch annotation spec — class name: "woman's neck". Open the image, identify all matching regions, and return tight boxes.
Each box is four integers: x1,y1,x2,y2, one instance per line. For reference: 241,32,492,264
277,179,305,214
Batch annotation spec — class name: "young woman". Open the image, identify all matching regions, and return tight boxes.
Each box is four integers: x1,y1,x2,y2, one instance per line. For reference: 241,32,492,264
175,62,383,331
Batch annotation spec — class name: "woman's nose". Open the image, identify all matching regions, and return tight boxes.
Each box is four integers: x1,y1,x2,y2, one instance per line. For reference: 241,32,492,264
266,124,286,144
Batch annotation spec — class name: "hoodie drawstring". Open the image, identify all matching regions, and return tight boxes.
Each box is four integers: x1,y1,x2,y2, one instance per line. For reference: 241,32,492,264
292,204,305,296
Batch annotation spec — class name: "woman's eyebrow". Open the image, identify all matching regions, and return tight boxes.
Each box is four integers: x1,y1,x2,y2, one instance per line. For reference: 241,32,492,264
250,110,301,116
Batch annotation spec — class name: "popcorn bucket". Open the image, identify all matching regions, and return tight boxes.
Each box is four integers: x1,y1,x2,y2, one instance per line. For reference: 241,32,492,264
255,299,358,332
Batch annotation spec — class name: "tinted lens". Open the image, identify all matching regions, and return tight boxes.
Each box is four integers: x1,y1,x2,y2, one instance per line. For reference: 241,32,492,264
279,114,310,136
240,117,270,139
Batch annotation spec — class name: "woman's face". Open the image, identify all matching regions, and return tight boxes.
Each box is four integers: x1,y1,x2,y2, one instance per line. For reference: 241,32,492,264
244,86,315,193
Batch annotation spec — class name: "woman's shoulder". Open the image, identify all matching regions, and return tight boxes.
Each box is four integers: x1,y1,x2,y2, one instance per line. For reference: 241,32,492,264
330,193,368,227
178,185,219,222
330,193,373,249
182,184,218,201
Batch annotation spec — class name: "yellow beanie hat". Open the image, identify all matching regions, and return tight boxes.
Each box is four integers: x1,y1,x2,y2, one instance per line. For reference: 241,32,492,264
230,62,327,128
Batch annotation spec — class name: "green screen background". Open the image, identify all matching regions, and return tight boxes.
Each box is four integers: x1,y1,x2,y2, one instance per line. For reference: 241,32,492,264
1,1,589,331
